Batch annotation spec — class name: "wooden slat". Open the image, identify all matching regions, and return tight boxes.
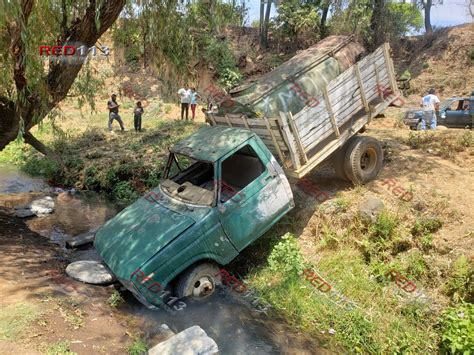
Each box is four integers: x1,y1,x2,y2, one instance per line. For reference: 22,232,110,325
224,114,232,127
383,43,398,96
264,117,287,163
242,116,250,130
278,112,301,170
323,87,340,137
207,112,216,125
287,112,308,163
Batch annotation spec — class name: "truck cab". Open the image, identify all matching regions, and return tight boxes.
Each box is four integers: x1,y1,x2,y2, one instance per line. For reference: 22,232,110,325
403,94,473,129
94,126,294,309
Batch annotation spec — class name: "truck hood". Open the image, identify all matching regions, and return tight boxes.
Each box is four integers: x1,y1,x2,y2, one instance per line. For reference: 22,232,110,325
94,195,195,279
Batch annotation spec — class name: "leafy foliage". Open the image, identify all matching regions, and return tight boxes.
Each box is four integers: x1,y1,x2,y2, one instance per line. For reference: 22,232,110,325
439,303,474,354
274,0,321,39
268,233,305,275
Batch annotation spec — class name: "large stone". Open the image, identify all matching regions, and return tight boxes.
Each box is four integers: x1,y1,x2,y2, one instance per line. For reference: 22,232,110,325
359,196,384,223
13,207,35,218
148,326,219,355
66,260,116,285
66,227,100,248
30,196,55,215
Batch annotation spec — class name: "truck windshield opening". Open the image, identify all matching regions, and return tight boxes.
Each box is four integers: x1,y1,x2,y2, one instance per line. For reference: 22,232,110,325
161,153,215,206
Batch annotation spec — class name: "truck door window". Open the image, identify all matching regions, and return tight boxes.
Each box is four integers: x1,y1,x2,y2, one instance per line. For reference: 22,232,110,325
220,145,265,203
448,100,463,111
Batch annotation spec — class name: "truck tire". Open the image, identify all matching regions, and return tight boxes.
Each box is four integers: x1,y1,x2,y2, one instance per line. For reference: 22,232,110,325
343,136,383,185
175,262,221,299
332,136,357,181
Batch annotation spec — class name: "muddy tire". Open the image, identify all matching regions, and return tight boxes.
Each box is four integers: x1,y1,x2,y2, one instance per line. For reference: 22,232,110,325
332,137,357,181
343,136,383,185
175,262,221,299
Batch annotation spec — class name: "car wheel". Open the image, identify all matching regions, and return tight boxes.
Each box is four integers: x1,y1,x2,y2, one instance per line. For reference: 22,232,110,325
175,262,221,299
343,136,383,185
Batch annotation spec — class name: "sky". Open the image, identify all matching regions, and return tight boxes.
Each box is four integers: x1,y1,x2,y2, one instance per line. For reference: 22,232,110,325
244,0,473,28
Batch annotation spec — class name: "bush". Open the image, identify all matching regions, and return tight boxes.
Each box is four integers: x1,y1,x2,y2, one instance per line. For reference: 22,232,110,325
439,303,474,354
444,255,474,303
267,233,304,275
411,217,443,237
113,181,139,202
127,337,147,355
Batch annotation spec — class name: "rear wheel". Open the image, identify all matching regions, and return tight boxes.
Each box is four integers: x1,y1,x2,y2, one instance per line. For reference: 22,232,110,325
332,136,357,181
343,136,383,185
175,263,221,299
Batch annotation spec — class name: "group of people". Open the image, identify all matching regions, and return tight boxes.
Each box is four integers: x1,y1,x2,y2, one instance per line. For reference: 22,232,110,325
107,85,202,132
177,85,200,121
107,93,144,133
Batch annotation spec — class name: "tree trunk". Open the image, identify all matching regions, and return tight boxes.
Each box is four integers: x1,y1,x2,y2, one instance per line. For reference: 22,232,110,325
0,0,125,153
24,131,63,165
261,0,272,48
369,0,385,50
259,0,265,37
320,1,330,38
424,0,433,33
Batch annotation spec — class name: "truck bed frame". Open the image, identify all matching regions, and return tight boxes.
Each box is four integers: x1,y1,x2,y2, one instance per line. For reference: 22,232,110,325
205,43,402,179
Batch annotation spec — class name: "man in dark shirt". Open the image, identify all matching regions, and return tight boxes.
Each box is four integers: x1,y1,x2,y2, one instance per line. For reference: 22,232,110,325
107,94,125,132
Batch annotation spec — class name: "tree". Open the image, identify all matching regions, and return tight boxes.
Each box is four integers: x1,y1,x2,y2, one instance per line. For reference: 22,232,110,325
275,0,322,41
0,0,125,158
370,0,386,50
419,0,433,33
320,0,331,37
260,0,273,47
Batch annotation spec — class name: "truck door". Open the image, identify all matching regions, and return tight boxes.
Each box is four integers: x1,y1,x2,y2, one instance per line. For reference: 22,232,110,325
217,140,291,251
445,99,466,128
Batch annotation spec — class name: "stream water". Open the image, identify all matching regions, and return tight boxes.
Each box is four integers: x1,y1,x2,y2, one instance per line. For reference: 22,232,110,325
0,164,323,354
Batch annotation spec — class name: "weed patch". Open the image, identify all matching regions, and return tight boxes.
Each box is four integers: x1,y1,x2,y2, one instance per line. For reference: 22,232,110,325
45,340,76,355
0,303,41,340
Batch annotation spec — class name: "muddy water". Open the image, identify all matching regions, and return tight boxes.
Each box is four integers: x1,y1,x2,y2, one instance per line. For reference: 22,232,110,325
0,164,323,354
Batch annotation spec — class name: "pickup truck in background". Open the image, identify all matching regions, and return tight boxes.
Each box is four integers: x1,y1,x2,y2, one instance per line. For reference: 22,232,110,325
403,92,474,129
94,36,403,310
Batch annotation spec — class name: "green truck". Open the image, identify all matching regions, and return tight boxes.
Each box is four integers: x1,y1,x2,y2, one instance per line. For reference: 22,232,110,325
94,36,402,310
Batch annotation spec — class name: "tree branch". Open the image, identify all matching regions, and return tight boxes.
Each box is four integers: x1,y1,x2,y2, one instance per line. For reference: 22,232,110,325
24,131,63,165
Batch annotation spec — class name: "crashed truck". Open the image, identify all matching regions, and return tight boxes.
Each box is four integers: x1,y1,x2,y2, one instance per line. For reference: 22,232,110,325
94,36,403,309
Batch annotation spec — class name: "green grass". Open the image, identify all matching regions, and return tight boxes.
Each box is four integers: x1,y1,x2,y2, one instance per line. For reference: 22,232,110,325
107,290,125,308
45,340,77,355
0,119,199,202
250,234,440,353
126,337,148,355
0,303,42,340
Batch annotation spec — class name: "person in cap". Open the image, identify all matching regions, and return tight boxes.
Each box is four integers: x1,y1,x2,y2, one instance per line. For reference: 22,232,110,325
419,88,440,130
107,94,125,132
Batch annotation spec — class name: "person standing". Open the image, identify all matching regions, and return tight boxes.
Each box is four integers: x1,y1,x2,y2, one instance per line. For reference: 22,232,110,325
190,87,201,121
134,101,144,132
107,94,125,132
177,85,191,120
419,88,440,130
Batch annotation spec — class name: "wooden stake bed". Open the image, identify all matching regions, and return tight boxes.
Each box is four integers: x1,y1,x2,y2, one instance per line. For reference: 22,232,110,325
205,43,402,179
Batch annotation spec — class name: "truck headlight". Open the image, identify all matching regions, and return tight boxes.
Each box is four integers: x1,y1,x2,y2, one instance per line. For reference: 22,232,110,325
407,113,415,119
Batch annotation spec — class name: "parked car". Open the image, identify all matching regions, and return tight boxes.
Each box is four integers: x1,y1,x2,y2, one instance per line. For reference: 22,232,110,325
403,94,473,129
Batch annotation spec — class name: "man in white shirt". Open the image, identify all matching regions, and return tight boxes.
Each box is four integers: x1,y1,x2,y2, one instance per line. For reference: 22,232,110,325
177,85,192,120
419,88,440,130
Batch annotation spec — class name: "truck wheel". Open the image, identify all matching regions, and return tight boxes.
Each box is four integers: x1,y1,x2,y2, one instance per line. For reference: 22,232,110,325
175,263,221,299
332,136,357,181
343,136,383,185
